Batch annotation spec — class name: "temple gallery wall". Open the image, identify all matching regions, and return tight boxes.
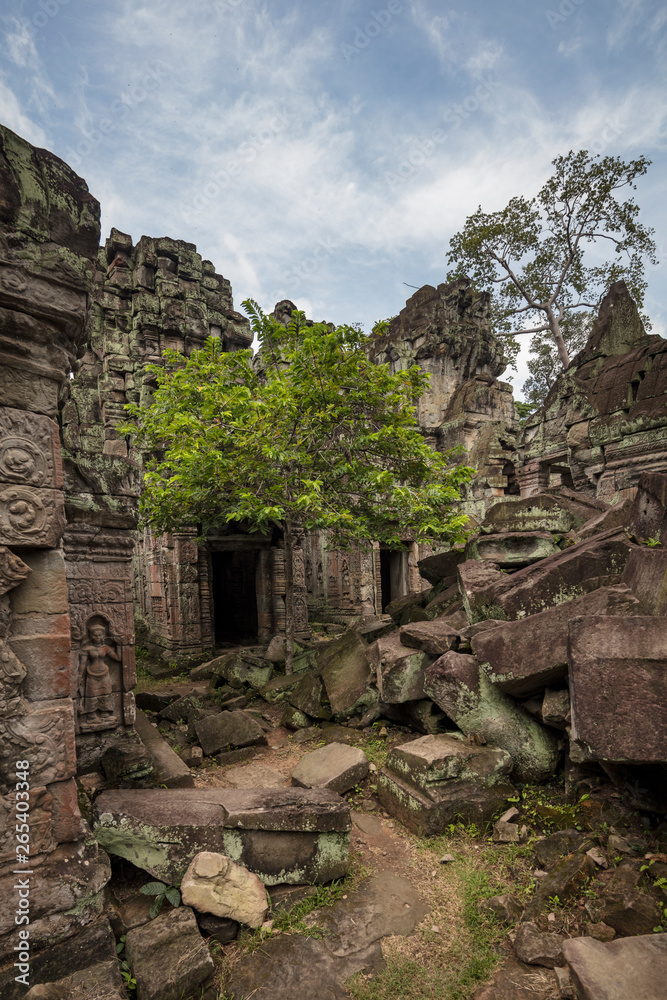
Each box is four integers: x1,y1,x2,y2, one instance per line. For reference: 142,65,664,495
1,122,667,994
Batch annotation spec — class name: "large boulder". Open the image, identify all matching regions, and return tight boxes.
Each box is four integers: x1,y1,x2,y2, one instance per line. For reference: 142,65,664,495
194,710,268,756
459,531,634,623
568,615,667,763
424,652,559,782
367,633,433,704
481,492,607,534
470,585,643,696
398,619,461,656
318,632,376,719
417,548,465,585
562,933,667,1000
622,545,667,616
466,531,561,567
181,851,269,928
92,787,351,885
377,734,514,835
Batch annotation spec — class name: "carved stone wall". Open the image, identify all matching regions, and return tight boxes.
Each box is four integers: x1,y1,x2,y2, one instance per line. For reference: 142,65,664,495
0,124,110,965
518,281,667,501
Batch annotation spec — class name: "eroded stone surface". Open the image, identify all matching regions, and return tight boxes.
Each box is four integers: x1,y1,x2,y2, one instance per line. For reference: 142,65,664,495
125,905,214,1000
563,932,667,1000
181,850,269,928
291,741,370,794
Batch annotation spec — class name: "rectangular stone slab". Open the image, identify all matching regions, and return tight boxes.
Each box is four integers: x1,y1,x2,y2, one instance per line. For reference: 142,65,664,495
93,787,351,885
568,615,667,763
562,932,667,1000
622,546,667,615
376,767,514,837
471,585,644,696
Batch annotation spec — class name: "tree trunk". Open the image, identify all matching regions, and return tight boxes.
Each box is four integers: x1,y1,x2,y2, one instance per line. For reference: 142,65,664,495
546,306,571,369
283,521,295,675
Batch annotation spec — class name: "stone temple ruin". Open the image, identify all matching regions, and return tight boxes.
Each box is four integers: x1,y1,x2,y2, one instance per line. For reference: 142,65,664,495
1,122,666,999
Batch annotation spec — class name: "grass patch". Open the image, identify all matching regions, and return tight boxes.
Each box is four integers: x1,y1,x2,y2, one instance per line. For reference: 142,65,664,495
347,824,534,1000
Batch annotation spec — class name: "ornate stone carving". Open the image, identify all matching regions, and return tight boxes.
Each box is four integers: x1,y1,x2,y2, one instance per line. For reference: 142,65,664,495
0,407,59,487
0,545,30,597
77,615,121,733
0,487,65,548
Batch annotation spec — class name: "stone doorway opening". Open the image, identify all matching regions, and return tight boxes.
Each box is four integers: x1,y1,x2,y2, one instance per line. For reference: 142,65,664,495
378,548,408,612
211,550,259,643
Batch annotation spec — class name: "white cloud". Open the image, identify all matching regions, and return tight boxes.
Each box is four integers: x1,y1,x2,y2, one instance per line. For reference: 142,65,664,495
0,80,47,146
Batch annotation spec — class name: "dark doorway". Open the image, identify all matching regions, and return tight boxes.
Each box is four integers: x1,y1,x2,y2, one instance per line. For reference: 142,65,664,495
211,550,258,643
379,549,392,613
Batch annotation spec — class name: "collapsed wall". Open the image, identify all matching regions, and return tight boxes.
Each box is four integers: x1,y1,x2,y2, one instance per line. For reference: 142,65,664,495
519,280,667,499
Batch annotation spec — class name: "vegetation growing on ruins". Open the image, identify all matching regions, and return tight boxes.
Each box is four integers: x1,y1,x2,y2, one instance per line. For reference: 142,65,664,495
522,310,594,409
122,302,474,668
446,149,657,370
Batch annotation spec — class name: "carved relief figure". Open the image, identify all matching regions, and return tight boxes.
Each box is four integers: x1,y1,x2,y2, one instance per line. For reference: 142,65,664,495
78,616,120,730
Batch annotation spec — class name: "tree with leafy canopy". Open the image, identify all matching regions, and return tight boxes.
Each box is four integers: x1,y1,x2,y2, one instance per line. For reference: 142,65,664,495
446,149,657,370
522,311,594,411
121,302,473,671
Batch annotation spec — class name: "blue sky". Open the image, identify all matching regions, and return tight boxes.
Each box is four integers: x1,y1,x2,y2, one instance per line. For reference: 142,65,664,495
2,0,666,396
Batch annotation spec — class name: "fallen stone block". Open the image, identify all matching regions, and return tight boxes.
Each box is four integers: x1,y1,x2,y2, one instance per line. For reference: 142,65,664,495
260,671,303,703
93,787,351,885
568,615,667,763
0,919,120,1000
288,671,331,720
577,497,634,540
481,492,606,534
470,584,643,696
533,830,590,870
628,471,667,544
318,631,376,719
181,851,269,928
399,619,461,656
461,531,634,623
281,704,311,729
524,851,595,920
125,905,214,1000
158,692,203,722
380,698,449,735
466,531,561,567
562,932,667,1000
0,839,111,964
514,921,564,968
135,710,195,788
417,548,465,585
135,691,179,713
385,588,431,625
291,741,370,794
376,733,514,836
100,733,154,785
367,632,433,704
423,581,461,615
622,545,667,615
224,762,286,788
195,710,268,757
424,652,559,782
601,888,661,937
542,688,570,729
265,634,286,663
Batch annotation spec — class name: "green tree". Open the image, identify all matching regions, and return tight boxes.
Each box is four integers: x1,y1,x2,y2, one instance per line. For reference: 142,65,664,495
121,302,473,670
446,149,657,369
522,311,594,410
